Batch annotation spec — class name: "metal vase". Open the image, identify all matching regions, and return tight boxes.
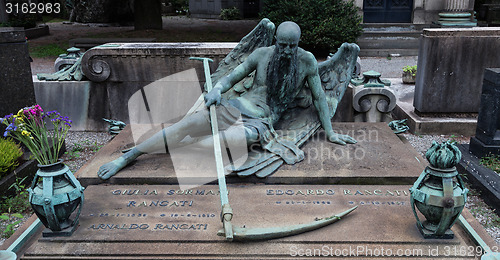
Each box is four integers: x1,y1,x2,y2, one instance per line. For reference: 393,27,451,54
409,141,468,239
28,160,84,237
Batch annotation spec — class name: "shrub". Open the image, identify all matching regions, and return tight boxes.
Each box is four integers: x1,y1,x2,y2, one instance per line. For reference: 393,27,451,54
0,138,23,178
260,0,363,54
403,65,417,77
220,7,240,20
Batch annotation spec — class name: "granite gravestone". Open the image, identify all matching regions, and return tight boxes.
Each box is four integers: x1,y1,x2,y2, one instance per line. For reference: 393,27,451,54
469,68,500,158
0,28,35,117
413,28,500,113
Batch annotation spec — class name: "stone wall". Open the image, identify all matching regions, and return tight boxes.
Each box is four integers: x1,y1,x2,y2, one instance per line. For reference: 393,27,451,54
189,0,243,18
35,43,237,131
413,28,500,113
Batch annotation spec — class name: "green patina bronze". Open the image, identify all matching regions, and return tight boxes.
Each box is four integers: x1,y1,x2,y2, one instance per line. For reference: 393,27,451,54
388,119,409,134
350,70,391,88
37,58,85,81
103,118,126,136
191,55,357,241
29,160,84,237
38,47,86,81
97,18,360,180
410,141,468,239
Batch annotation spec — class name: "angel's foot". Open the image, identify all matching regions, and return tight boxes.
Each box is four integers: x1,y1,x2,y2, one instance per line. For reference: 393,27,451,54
98,157,127,180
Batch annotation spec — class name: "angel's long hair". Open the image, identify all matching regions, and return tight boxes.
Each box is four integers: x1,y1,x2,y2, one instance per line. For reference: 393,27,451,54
266,46,299,115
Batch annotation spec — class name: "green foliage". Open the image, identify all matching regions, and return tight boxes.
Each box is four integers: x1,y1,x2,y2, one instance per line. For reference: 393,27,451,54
480,153,500,174
0,17,37,29
0,212,24,238
42,15,67,23
403,65,417,77
220,7,240,20
260,0,363,53
0,176,31,214
0,176,31,238
165,0,189,15
0,138,23,178
30,43,68,58
65,139,103,161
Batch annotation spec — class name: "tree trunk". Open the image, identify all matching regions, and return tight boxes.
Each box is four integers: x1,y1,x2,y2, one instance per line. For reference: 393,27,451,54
134,0,162,30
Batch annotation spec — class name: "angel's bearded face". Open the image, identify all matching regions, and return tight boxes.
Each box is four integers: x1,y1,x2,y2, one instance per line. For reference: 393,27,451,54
276,37,298,59
275,22,300,60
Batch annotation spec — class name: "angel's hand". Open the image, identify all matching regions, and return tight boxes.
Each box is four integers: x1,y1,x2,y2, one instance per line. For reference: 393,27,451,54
204,87,222,107
327,130,357,145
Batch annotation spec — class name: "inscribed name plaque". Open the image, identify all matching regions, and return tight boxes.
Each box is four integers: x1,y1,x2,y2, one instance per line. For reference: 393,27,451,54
22,185,488,259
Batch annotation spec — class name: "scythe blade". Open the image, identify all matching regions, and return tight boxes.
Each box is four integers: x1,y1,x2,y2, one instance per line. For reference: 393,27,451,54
217,206,357,241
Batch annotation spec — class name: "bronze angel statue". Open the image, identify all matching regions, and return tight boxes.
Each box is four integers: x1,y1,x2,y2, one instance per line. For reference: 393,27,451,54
98,18,360,180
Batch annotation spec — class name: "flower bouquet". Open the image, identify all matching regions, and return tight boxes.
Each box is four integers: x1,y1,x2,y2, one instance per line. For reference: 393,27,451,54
1,105,83,236
1,105,72,165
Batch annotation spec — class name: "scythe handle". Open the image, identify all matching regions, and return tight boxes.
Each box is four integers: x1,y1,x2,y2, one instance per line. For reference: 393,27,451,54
190,57,233,241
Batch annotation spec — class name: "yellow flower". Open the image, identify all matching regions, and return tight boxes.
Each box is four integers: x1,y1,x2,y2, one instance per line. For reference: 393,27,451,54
17,109,24,117
21,130,30,137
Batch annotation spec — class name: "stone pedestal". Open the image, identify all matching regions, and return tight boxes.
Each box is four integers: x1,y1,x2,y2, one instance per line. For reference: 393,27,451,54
350,71,396,122
413,28,500,113
76,123,427,186
469,68,500,158
0,28,35,117
434,0,476,27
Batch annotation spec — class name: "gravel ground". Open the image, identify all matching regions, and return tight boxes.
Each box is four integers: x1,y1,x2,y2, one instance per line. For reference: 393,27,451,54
61,131,114,173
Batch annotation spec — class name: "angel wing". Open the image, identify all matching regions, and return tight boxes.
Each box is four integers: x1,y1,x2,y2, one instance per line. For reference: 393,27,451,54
213,18,275,99
230,43,360,178
185,18,275,115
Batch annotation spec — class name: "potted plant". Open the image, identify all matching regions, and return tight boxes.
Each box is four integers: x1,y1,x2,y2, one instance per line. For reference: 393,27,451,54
1,105,84,236
402,65,417,84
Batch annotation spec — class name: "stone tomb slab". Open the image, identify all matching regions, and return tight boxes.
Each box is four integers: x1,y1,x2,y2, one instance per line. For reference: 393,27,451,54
77,123,426,186
22,184,494,259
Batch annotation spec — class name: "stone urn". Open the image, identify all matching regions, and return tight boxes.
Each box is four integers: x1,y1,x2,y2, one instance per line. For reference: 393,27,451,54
402,70,416,84
409,141,468,239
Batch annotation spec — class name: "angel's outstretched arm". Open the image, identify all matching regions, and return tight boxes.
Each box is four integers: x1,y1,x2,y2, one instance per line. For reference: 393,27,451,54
205,49,261,106
308,53,356,145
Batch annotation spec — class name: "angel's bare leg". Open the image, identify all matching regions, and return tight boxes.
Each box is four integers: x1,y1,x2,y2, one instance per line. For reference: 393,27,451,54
98,112,212,180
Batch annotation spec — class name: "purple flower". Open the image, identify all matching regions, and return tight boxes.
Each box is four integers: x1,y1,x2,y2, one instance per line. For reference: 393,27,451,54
45,110,60,118
3,114,13,121
4,123,17,137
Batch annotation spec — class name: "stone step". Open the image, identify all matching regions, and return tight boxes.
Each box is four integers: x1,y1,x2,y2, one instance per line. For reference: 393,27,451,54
357,24,429,57
359,48,419,57
357,37,420,49
362,23,429,31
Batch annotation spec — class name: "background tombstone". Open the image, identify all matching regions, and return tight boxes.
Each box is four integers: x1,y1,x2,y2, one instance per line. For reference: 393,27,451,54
469,68,500,158
0,0,7,23
0,28,35,117
413,28,500,113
